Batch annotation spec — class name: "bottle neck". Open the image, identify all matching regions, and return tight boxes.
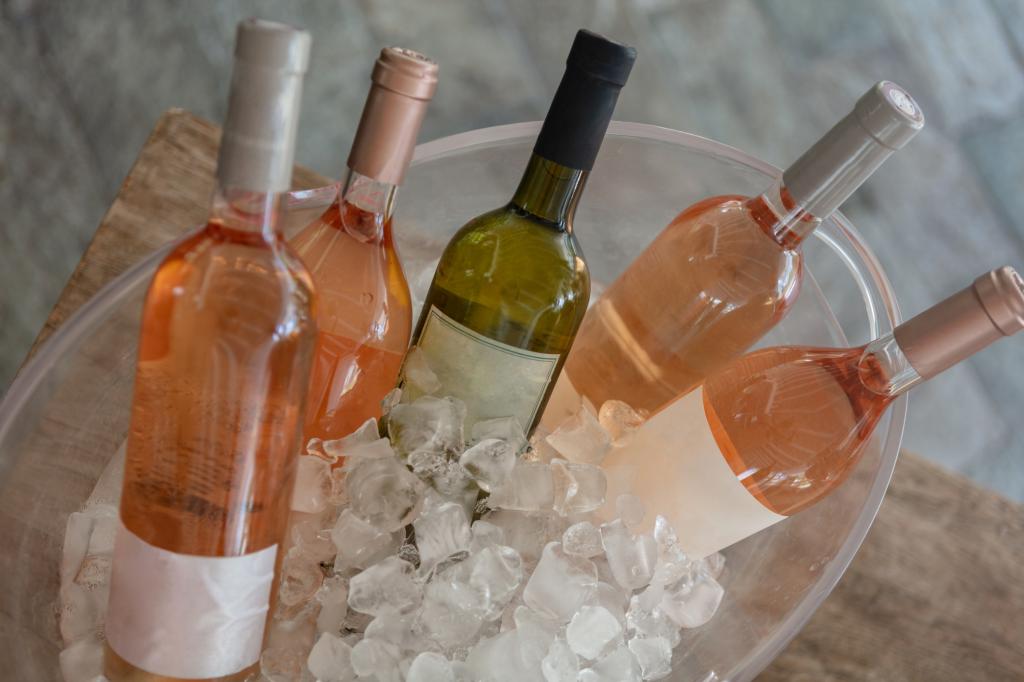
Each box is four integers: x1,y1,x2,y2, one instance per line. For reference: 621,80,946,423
748,180,823,249
338,168,398,243
857,332,924,398
510,154,588,230
208,186,284,241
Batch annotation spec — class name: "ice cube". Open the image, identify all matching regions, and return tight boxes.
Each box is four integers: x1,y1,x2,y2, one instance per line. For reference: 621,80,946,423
322,416,381,458
381,387,402,418
329,467,349,507
471,416,528,454
406,652,456,682
331,509,402,573
598,400,645,443
423,458,479,516
346,455,424,532
482,510,552,565
414,497,471,571
625,595,682,647
541,636,579,682
350,637,403,681
601,520,657,591
420,565,487,648
523,542,598,622
551,460,607,516
465,631,532,682
579,645,641,682
291,454,333,514
292,518,338,563
364,611,428,655
316,575,349,635
616,494,646,531
567,606,623,660
388,395,466,458
279,549,324,607
702,552,726,580
330,436,396,462
470,520,506,552
489,462,554,512
307,632,357,682
587,582,628,626
459,438,516,492
545,408,611,465
513,606,559,671
348,557,421,616
658,569,724,629
562,521,603,558
402,346,443,395
628,636,673,680
469,545,524,619
58,637,103,682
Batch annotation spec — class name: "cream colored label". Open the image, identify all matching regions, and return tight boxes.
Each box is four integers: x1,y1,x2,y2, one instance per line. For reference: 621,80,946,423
106,522,277,678
601,387,787,558
415,306,560,429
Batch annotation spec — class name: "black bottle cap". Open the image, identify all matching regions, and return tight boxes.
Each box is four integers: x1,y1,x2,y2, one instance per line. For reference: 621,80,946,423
534,29,637,171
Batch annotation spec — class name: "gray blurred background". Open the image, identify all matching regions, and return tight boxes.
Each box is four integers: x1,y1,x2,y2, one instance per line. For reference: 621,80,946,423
2,0,1023,500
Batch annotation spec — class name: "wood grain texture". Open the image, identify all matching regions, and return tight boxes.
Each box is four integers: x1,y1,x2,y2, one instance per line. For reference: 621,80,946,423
20,110,1024,681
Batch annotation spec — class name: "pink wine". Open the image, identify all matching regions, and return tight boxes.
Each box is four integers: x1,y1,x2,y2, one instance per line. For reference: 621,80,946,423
292,47,436,448
554,81,925,421
105,21,315,682
603,267,1024,557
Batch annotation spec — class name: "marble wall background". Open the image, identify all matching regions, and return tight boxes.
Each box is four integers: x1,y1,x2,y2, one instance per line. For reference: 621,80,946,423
2,0,1023,500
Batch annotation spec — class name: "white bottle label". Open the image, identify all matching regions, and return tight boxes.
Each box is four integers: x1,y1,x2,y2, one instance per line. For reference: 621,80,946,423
601,387,787,558
106,522,278,678
415,306,560,430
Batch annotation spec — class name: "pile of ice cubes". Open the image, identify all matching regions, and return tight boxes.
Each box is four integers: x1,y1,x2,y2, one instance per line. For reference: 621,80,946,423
58,350,726,681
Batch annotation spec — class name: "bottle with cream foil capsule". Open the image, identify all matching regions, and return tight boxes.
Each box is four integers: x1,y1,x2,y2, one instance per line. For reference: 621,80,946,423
105,20,315,682
547,81,924,426
292,48,437,447
603,267,1024,558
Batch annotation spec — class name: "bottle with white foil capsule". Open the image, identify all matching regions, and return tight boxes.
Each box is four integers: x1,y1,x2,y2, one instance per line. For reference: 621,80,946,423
105,20,316,682
547,81,924,427
603,267,1024,558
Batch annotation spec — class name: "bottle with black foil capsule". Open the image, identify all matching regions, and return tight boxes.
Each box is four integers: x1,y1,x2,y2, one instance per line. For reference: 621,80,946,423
548,81,924,425
403,29,636,434
105,20,315,682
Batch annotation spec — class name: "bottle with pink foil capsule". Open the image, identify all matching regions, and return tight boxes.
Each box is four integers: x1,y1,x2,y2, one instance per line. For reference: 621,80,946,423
291,48,437,446
604,267,1024,558
548,81,925,425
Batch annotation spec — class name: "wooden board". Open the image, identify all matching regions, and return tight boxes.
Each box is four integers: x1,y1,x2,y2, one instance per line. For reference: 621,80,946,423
19,110,1024,681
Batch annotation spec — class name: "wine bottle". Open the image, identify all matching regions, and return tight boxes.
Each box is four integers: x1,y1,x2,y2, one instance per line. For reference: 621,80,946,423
292,47,437,445
105,20,316,682
603,267,1024,558
549,81,925,425
404,29,636,434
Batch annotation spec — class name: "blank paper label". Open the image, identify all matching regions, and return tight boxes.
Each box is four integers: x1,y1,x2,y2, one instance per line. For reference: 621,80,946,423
105,523,277,678
601,387,787,558
415,306,560,430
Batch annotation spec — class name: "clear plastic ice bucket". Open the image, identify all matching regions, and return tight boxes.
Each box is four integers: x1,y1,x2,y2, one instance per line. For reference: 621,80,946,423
0,122,905,680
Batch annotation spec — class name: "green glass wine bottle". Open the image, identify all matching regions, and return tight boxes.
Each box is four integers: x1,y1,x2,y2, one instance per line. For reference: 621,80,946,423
405,30,636,434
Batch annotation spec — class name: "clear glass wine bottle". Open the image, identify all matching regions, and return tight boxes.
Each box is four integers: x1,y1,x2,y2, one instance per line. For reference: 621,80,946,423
603,267,1024,558
551,81,925,424
292,47,436,448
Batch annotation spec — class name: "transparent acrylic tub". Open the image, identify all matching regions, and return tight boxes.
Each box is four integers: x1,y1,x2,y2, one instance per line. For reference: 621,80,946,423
0,122,905,681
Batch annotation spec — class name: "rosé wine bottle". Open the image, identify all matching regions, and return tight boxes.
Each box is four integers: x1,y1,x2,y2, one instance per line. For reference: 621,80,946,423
603,267,1024,558
547,81,925,427
105,20,315,682
292,47,437,447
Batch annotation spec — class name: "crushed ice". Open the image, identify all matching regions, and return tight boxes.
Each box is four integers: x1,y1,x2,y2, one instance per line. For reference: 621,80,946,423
59,364,726,682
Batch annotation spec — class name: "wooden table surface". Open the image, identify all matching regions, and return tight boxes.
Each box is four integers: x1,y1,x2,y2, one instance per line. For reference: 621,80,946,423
22,110,1024,681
